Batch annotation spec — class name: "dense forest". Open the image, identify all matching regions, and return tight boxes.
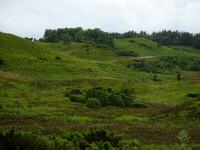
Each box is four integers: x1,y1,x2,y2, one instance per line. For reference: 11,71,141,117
40,27,200,49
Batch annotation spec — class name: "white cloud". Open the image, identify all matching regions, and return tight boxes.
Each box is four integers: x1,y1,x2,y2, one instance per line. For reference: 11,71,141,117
0,0,199,38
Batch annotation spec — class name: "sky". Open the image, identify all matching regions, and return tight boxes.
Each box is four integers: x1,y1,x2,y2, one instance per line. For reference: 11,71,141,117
0,0,200,39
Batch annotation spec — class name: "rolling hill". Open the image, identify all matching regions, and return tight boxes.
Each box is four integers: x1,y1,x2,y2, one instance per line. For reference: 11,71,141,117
0,32,200,149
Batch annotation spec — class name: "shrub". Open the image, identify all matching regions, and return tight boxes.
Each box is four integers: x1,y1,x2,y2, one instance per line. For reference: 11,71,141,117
86,98,101,109
0,104,3,110
0,128,50,150
129,39,135,43
120,88,135,107
119,139,141,150
0,127,137,149
65,97,70,102
116,51,138,57
38,57,47,61
177,130,190,148
86,87,136,108
63,128,127,149
176,72,181,80
0,59,4,65
70,89,82,95
152,74,160,81
109,94,125,107
132,102,152,108
83,128,123,147
65,89,83,97
66,87,137,108
186,93,200,99
55,56,61,60
68,94,86,103
86,87,110,107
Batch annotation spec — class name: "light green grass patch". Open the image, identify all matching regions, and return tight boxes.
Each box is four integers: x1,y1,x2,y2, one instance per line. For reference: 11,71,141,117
115,115,148,122
68,116,92,123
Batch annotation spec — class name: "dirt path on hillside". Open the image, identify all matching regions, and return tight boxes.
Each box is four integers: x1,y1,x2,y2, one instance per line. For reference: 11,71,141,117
134,56,158,60
0,71,31,80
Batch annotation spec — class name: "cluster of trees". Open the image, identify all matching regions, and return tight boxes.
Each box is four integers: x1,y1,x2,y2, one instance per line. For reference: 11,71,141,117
0,127,139,150
40,27,114,47
151,31,200,48
40,27,200,49
65,87,137,108
111,30,200,49
111,31,149,39
127,56,200,73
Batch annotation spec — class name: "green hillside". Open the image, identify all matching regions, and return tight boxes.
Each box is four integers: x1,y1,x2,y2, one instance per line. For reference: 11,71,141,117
0,32,200,149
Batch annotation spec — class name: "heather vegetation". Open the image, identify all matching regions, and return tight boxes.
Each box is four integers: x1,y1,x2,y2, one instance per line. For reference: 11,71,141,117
0,127,140,150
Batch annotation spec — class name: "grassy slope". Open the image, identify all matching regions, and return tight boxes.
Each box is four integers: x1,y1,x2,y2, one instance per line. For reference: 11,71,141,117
0,32,200,146
115,38,200,58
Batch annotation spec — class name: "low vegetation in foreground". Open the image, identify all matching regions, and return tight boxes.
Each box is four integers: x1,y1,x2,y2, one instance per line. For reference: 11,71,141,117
0,29,200,149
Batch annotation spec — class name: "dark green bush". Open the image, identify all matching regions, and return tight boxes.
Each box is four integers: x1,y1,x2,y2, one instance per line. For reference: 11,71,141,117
71,89,82,95
62,128,133,149
0,128,140,150
129,39,135,43
0,104,3,110
86,87,135,108
176,72,181,80
116,51,138,57
0,128,51,150
86,87,110,107
38,57,47,61
127,59,166,73
86,98,101,109
109,94,125,107
55,56,61,60
187,93,200,99
66,87,139,108
132,102,152,108
152,74,160,82
0,59,4,65
68,94,86,103
65,89,83,97
187,59,200,71
120,88,135,107
83,128,123,147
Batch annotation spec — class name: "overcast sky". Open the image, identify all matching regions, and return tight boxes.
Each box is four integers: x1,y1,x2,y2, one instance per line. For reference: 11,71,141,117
0,0,200,39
